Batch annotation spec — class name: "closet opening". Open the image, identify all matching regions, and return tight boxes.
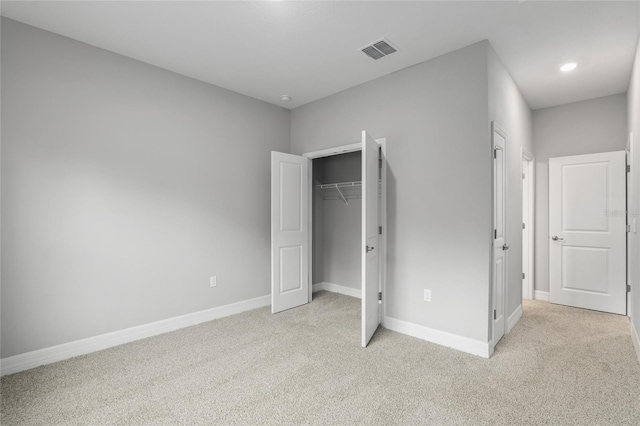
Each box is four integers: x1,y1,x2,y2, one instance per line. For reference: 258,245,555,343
311,151,364,299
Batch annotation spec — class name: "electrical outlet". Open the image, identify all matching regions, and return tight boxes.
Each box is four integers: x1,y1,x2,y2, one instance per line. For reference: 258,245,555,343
423,289,431,302
210,276,217,287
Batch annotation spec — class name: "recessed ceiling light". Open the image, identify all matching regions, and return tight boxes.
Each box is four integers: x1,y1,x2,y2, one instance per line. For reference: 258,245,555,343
280,95,291,102
560,62,578,72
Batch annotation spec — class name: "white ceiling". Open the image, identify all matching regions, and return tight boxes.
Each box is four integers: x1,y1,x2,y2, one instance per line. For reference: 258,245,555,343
2,1,639,110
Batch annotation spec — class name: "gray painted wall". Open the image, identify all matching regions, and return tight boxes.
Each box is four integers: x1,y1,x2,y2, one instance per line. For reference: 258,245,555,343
532,94,628,294
628,38,640,335
292,42,492,343
322,198,361,290
0,19,290,358
488,46,534,323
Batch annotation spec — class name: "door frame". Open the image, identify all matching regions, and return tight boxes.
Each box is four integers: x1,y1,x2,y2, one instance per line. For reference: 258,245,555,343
302,139,387,319
521,149,535,301
627,133,634,319
491,122,508,355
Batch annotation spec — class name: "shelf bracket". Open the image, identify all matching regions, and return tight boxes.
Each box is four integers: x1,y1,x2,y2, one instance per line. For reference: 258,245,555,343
335,186,348,205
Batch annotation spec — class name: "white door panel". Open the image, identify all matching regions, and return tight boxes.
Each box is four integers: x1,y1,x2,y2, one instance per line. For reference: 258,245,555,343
362,131,380,347
561,162,609,232
492,124,507,346
271,152,309,314
522,160,530,300
549,151,626,315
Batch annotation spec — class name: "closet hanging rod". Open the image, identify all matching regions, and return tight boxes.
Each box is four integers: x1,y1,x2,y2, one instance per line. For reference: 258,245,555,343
313,181,362,189
323,195,362,201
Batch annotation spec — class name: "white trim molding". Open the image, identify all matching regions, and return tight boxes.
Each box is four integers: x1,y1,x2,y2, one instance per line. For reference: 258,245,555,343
302,142,362,159
0,294,271,376
507,304,523,334
312,282,361,299
632,321,640,366
383,316,491,358
534,290,549,301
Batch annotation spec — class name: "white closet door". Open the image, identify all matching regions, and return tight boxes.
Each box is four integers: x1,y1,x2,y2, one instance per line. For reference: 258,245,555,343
492,125,507,346
362,131,380,347
271,151,310,314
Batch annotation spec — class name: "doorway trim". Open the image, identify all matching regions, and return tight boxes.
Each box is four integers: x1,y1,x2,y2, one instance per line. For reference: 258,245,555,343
521,148,535,301
302,139,387,315
626,132,634,319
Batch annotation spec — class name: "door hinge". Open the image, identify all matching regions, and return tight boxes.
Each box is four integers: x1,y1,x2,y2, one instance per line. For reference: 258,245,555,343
522,272,526,279
522,172,526,179
493,309,497,320
522,222,526,230
378,292,382,301
628,284,632,293
628,224,632,232
494,148,497,159
494,229,497,239
627,165,631,173
379,226,382,235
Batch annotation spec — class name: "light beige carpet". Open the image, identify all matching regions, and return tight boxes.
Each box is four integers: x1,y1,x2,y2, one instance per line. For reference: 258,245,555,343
2,292,640,425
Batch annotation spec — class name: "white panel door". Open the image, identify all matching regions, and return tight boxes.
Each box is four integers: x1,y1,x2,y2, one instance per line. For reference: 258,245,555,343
522,161,530,300
549,151,626,315
626,136,634,318
362,131,380,347
492,125,507,346
271,152,309,314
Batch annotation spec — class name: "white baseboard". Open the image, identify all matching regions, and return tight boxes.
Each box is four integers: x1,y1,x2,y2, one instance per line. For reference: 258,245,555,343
312,282,361,299
507,304,523,334
534,290,549,301
632,321,640,366
0,294,271,377
383,316,490,358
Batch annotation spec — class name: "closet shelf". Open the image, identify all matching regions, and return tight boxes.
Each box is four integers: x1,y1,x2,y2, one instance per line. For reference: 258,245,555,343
314,181,362,205
313,181,362,190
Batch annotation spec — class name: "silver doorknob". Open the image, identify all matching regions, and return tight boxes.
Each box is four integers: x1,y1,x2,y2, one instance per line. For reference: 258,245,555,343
366,245,375,252
552,236,564,241
502,244,509,251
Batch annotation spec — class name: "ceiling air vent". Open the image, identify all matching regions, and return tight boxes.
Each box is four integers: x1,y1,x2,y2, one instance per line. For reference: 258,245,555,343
361,38,398,60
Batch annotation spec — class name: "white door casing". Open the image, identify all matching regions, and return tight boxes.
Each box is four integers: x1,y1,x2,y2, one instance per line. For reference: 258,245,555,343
362,131,380,347
271,152,309,314
549,151,626,315
492,123,507,346
626,134,634,318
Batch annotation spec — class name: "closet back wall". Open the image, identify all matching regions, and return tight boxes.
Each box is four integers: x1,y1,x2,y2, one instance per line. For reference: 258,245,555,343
314,152,362,291
0,19,290,358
